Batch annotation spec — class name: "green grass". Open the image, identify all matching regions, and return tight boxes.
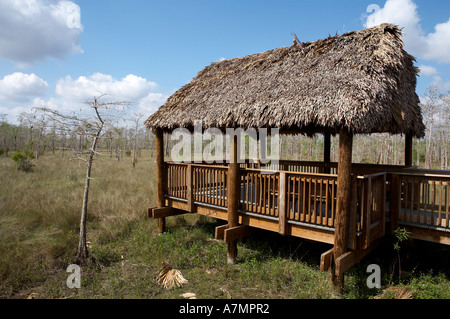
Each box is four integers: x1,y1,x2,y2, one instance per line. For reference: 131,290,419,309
1,150,450,299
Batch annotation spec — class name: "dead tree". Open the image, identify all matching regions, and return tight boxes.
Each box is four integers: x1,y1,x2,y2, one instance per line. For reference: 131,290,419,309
421,85,441,169
35,95,129,265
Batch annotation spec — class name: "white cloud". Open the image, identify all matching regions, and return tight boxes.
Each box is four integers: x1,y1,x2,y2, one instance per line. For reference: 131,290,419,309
0,0,83,67
0,72,167,123
364,0,450,64
419,65,438,76
0,72,48,103
422,19,450,63
55,73,159,103
51,73,167,118
138,92,169,115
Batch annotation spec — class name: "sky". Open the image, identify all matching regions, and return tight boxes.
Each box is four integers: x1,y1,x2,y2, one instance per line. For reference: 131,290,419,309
0,0,449,124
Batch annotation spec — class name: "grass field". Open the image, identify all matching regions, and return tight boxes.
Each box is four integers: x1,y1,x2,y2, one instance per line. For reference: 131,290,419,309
1,150,450,299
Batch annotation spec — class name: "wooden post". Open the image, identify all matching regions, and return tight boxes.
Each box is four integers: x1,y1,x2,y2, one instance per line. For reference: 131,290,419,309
405,133,413,167
390,174,400,234
186,164,194,213
227,134,240,264
333,128,353,292
278,172,287,235
155,128,166,233
323,132,331,174
346,176,358,251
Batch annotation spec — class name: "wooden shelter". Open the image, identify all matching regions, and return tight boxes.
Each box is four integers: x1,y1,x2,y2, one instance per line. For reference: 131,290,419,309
145,24,450,289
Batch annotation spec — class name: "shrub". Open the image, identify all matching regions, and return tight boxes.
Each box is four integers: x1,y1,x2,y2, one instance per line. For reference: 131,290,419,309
11,151,34,172
23,144,35,159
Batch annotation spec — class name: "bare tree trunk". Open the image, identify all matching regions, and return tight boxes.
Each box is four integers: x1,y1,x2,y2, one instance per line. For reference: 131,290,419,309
75,103,105,265
425,122,432,169
132,114,142,168
75,130,100,265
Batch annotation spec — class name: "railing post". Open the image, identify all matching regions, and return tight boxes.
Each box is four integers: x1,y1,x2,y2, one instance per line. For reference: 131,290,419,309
347,176,358,250
155,127,166,233
333,128,353,291
380,174,386,238
390,174,400,234
279,172,287,235
187,164,194,213
227,134,240,264
364,177,372,249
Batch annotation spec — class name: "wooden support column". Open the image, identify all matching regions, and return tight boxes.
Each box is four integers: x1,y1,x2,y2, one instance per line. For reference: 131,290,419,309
278,172,287,235
186,164,194,213
333,128,353,292
227,134,240,264
405,133,413,167
155,128,166,233
323,132,331,174
389,174,400,234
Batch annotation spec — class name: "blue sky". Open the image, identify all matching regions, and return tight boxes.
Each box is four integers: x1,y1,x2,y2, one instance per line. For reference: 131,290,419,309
0,0,449,123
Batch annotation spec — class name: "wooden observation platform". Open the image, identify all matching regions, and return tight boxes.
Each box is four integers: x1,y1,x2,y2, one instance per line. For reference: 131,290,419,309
144,24,449,289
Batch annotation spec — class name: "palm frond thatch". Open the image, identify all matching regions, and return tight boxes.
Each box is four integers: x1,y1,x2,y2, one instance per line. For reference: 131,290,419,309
145,24,425,138
156,267,188,289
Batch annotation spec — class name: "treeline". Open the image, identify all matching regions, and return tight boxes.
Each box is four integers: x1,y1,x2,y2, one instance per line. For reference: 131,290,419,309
1,86,448,169
280,84,449,170
0,113,156,161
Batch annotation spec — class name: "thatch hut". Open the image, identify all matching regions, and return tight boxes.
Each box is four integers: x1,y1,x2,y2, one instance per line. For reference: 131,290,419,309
145,23,424,138
145,24,429,290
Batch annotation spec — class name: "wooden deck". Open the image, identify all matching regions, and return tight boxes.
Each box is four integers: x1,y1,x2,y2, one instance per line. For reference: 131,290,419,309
148,160,450,277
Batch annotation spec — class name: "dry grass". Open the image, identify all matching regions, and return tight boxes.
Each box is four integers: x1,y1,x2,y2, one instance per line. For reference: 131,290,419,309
0,150,156,297
1,150,449,299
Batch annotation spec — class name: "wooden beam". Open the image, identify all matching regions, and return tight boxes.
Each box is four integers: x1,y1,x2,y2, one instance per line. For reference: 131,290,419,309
347,176,358,250
333,128,353,290
155,128,165,208
227,134,240,264
278,172,287,235
147,206,157,218
215,224,228,240
405,133,413,167
320,247,334,271
335,239,381,278
155,128,166,233
151,207,186,219
186,164,194,212
390,174,400,234
224,225,256,243
402,225,450,245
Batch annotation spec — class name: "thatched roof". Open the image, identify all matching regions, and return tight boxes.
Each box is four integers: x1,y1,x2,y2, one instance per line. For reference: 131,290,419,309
145,24,425,138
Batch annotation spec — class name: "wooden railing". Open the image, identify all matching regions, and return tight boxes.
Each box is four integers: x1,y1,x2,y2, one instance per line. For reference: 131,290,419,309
166,162,386,248
240,169,280,218
284,172,337,227
262,161,331,174
167,163,188,199
356,173,386,249
193,164,228,207
391,173,450,230
242,160,410,175
199,159,415,176
239,168,386,248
